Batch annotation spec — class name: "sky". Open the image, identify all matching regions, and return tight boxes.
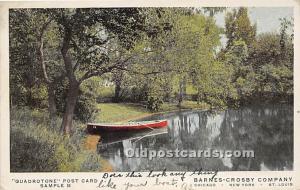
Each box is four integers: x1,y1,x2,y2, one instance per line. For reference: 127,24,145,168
214,7,294,46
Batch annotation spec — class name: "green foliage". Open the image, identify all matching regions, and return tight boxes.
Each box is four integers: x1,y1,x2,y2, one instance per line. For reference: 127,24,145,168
174,14,232,108
74,78,106,122
74,94,97,123
194,61,238,108
53,78,99,122
224,40,249,65
225,8,256,48
53,78,68,115
9,7,293,129
115,11,227,109
222,15,293,103
9,10,41,107
223,40,250,99
10,107,102,172
9,9,63,108
147,96,163,111
246,31,293,99
220,10,293,104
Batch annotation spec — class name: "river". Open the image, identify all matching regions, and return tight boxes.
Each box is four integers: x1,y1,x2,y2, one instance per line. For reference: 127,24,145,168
97,104,293,171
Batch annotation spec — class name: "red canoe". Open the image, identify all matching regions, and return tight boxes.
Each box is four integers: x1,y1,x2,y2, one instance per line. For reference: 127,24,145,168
87,120,168,132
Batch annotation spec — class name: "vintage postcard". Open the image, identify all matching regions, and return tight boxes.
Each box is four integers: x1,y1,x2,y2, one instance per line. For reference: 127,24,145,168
0,0,299,189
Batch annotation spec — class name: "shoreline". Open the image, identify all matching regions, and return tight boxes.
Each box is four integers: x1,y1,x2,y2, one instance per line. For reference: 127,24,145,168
119,107,209,122
96,101,210,123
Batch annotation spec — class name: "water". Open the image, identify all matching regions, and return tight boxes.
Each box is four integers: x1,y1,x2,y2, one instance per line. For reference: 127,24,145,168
97,104,293,171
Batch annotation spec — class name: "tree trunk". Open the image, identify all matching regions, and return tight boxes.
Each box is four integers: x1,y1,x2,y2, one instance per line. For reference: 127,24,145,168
37,22,58,125
178,80,184,107
197,89,201,105
60,24,80,135
178,76,186,107
60,82,79,134
114,82,121,102
48,84,57,127
113,71,123,103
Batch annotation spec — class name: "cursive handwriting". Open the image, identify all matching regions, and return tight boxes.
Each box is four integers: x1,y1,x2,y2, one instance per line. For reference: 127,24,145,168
154,177,178,186
125,171,143,177
97,168,218,189
124,181,147,190
190,168,218,179
147,169,168,178
96,178,116,189
102,172,123,179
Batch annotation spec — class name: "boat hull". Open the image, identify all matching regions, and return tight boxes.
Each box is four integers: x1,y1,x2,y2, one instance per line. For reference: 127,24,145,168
87,120,168,133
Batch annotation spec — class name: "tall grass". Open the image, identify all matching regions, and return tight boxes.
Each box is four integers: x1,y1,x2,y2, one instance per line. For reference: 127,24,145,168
10,106,102,172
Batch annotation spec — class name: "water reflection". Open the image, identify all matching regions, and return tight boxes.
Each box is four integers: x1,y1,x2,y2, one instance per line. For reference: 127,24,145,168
97,104,293,171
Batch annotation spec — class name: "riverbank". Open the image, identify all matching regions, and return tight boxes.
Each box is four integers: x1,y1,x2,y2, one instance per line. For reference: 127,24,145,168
95,101,209,123
10,101,209,172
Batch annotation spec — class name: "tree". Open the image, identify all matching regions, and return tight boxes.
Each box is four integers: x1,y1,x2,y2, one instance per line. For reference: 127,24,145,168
174,14,234,107
223,38,259,101
119,10,231,108
35,8,178,134
279,17,293,63
225,8,256,48
112,70,124,102
220,8,259,102
45,9,153,134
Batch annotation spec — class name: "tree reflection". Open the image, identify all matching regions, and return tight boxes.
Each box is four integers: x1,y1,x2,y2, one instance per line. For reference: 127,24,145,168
98,104,293,171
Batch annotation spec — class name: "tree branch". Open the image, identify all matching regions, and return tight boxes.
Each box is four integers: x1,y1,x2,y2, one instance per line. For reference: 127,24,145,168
78,49,140,83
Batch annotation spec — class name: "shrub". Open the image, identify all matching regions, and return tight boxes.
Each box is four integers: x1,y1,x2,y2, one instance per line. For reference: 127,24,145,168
147,96,163,111
74,94,98,123
54,79,98,123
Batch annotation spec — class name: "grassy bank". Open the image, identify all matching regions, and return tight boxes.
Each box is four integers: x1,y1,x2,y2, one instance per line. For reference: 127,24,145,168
10,100,208,172
10,107,103,172
95,100,209,123
95,103,150,122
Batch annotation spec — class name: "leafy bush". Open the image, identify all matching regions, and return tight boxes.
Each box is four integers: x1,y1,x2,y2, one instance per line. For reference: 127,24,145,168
10,107,102,172
147,96,163,111
74,94,98,123
54,78,98,123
